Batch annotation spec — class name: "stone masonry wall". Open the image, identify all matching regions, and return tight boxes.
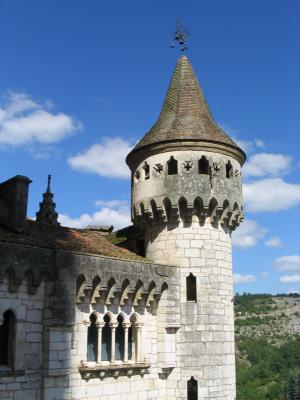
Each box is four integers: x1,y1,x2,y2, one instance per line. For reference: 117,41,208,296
146,220,236,400
0,277,45,400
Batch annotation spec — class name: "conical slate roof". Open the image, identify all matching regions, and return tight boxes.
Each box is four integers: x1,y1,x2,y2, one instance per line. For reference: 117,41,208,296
127,55,245,167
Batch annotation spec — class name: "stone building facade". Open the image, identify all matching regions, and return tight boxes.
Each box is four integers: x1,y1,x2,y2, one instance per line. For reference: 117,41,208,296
0,55,245,400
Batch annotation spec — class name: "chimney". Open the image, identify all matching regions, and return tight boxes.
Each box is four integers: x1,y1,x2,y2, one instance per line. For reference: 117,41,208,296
0,175,32,231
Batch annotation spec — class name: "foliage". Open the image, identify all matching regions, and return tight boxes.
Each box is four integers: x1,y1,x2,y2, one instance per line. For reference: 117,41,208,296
236,334,300,399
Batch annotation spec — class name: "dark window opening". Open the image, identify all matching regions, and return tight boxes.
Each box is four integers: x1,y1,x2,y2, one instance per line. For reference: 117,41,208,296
87,313,98,362
198,156,209,175
128,326,133,361
226,161,233,178
186,273,197,302
0,310,16,367
115,315,125,361
143,162,150,180
187,377,198,400
101,314,111,361
167,156,178,175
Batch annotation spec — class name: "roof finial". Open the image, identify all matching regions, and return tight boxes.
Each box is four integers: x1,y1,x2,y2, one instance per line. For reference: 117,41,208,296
46,174,51,193
170,19,192,53
36,175,60,226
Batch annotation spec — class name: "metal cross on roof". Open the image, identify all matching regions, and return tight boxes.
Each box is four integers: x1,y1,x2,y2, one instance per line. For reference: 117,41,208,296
171,19,192,53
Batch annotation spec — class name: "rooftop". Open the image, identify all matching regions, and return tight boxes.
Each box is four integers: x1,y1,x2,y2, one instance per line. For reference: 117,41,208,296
0,220,145,262
127,55,245,166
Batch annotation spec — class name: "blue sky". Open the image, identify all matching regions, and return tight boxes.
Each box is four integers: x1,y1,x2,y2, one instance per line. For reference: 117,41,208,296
0,0,299,294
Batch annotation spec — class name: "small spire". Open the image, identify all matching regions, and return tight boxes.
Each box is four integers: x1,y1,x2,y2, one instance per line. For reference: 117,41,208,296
36,175,60,226
46,174,51,193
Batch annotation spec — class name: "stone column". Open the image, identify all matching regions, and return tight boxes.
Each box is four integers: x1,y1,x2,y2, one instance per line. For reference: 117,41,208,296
109,322,118,363
122,322,131,363
135,323,143,363
96,321,104,363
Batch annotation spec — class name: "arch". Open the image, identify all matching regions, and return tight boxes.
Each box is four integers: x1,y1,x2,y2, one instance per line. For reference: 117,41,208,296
198,156,209,175
106,277,116,305
5,267,18,292
167,156,178,175
226,160,233,178
150,199,159,223
163,197,172,222
187,376,198,400
120,279,130,306
76,274,86,304
208,198,218,216
178,196,188,221
87,312,98,362
129,313,140,362
0,309,16,367
186,273,197,302
25,269,37,294
146,281,157,309
101,313,112,361
91,276,101,304
115,314,125,361
133,280,144,306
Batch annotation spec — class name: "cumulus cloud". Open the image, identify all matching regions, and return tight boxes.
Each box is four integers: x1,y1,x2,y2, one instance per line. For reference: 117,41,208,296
68,138,133,179
0,91,81,146
273,255,300,272
232,219,267,248
58,199,131,230
233,274,256,284
243,153,292,178
280,275,300,283
243,178,300,212
265,237,283,248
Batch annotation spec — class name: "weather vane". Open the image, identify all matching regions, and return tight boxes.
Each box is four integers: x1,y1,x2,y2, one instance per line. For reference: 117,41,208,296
171,19,192,53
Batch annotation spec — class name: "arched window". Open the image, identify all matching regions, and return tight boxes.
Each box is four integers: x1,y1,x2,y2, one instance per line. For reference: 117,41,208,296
143,162,150,180
115,315,125,361
226,161,233,178
87,313,98,362
167,156,178,175
186,273,197,302
198,156,209,175
0,310,16,367
187,377,198,400
101,314,111,362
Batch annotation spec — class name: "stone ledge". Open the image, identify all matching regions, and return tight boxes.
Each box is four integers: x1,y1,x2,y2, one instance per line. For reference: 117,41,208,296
79,363,150,380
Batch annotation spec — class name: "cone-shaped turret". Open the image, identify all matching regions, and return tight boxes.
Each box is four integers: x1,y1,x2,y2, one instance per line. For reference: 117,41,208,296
36,175,60,226
127,56,245,168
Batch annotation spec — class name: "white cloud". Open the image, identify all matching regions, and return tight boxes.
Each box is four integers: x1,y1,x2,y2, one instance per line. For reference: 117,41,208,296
280,275,300,283
243,178,300,212
255,139,265,148
58,199,131,230
287,287,299,294
261,272,269,279
273,255,300,272
0,91,81,146
233,273,256,284
232,219,267,248
265,237,283,248
68,138,132,179
244,153,292,178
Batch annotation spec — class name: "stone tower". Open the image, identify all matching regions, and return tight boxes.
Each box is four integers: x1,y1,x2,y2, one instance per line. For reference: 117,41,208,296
126,56,245,399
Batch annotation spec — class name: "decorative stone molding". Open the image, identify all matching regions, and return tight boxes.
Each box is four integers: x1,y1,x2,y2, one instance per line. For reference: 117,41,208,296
79,363,150,381
133,195,243,231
